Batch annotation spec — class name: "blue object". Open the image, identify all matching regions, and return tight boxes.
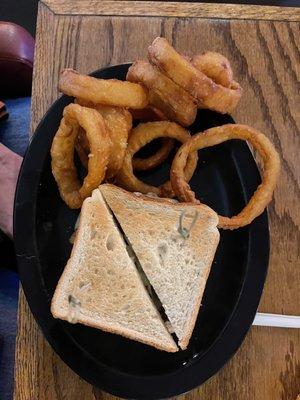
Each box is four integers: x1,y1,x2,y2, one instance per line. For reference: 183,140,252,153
0,96,30,400
0,270,19,400
0,97,31,157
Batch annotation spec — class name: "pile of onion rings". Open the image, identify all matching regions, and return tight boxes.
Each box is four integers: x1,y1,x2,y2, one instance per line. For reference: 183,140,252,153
170,124,280,229
53,68,181,208
147,37,242,114
50,38,279,230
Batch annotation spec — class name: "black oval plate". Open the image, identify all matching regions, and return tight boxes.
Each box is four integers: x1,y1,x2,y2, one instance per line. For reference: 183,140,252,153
14,64,269,400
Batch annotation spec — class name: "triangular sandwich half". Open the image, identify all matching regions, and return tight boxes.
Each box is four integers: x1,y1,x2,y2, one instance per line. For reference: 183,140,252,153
51,189,178,352
100,184,220,350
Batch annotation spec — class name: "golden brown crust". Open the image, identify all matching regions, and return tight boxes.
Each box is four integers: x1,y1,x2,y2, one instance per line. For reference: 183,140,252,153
129,106,174,171
127,60,197,126
76,99,132,179
75,126,89,168
51,103,111,208
148,37,242,114
116,121,198,197
132,138,174,171
191,51,233,88
59,68,149,109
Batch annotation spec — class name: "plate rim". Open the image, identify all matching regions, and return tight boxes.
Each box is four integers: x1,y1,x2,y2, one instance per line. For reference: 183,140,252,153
14,63,269,400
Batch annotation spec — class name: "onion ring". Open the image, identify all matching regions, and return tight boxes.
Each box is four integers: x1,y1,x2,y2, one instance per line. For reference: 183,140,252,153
170,124,280,229
59,69,148,109
191,51,233,88
98,105,132,179
133,138,174,171
148,37,242,114
51,103,111,209
129,107,174,171
75,100,132,179
126,61,197,127
117,121,198,197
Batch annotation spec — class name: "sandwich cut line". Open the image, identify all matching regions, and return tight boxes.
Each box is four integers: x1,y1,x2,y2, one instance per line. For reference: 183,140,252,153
102,195,179,344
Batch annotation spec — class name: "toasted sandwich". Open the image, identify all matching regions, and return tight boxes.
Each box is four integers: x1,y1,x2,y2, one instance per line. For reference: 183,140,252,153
51,189,178,352
100,184,220,350
52,185,220,351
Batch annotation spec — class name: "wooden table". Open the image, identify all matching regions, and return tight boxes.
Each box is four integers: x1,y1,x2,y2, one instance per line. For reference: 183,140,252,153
14,1,300,399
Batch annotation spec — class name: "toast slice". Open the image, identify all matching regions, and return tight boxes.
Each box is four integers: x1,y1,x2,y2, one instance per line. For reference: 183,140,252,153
100,184,220,350
51,189,178,352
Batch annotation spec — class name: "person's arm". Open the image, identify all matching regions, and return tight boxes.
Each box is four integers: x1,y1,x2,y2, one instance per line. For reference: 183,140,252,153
0,143,22,238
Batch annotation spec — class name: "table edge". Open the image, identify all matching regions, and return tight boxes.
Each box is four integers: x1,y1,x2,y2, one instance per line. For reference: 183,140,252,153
41,0,300,22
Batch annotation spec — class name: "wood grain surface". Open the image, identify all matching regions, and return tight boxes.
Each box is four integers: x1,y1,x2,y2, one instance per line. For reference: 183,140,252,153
14,1,300,399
